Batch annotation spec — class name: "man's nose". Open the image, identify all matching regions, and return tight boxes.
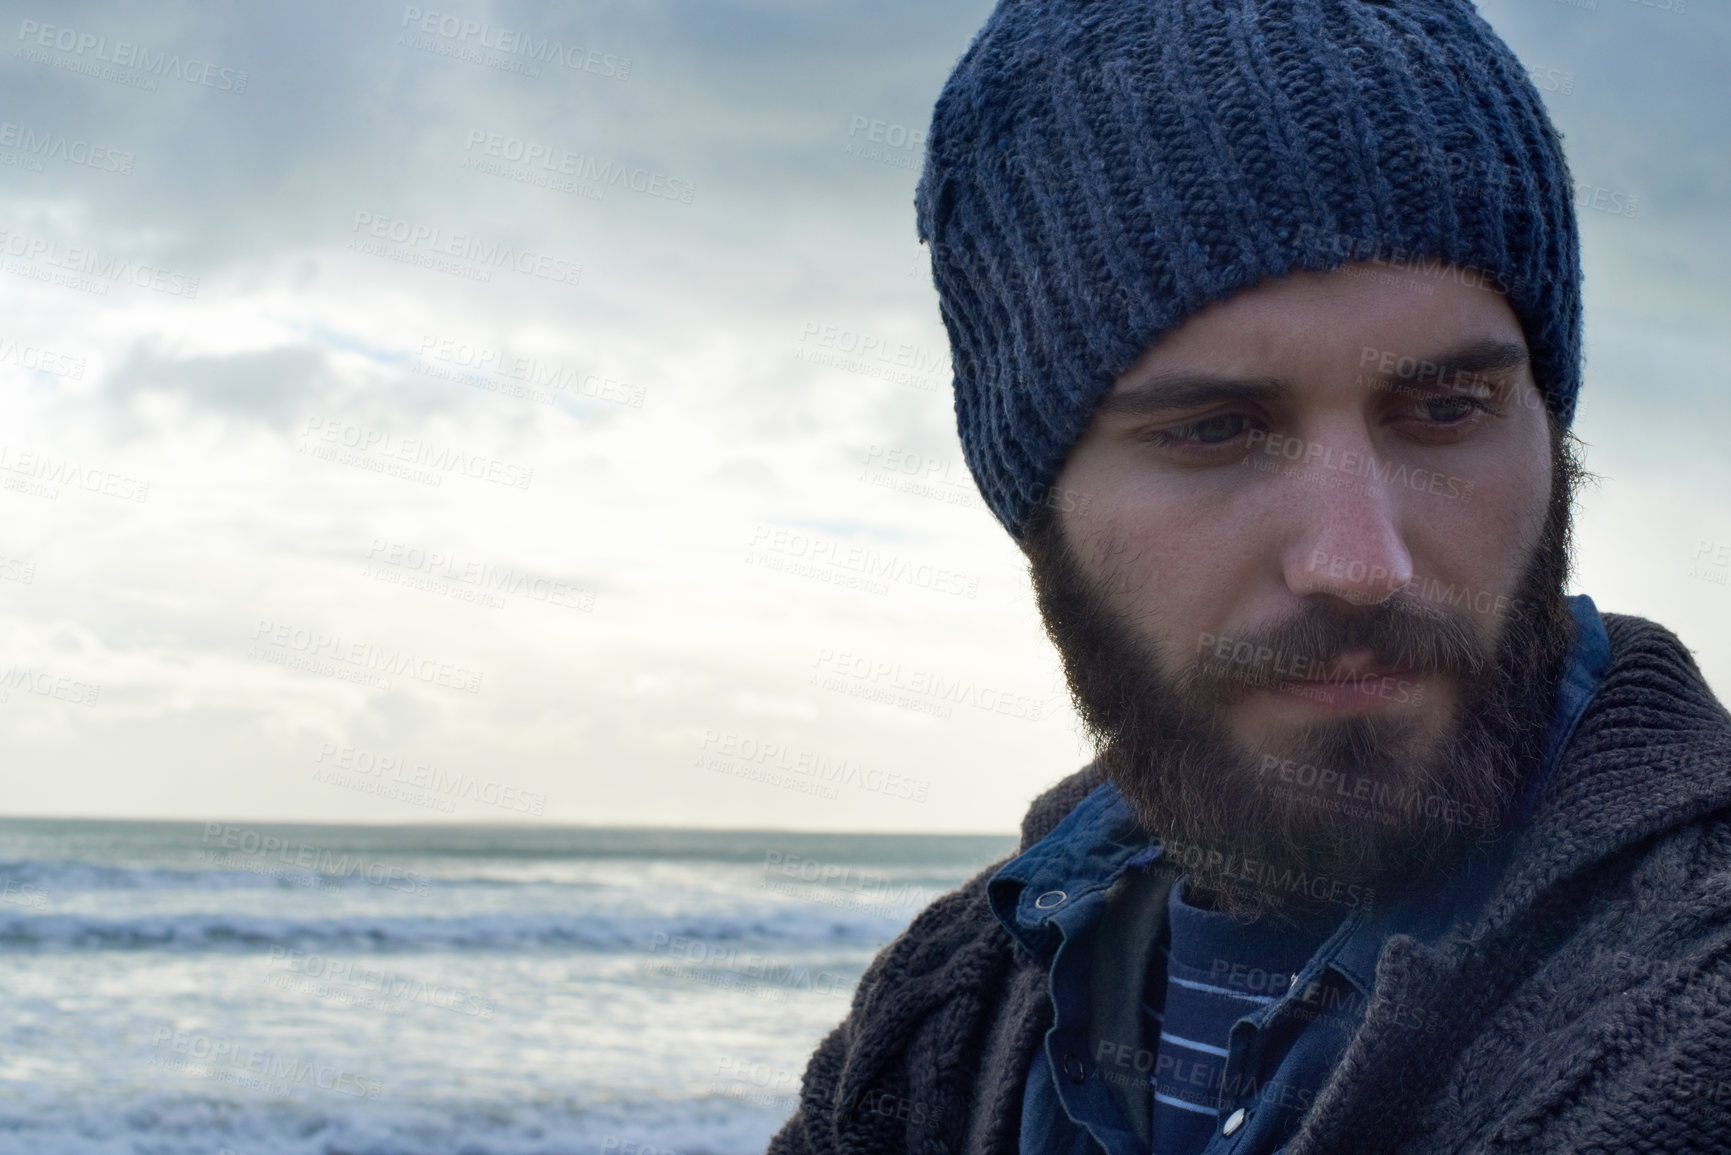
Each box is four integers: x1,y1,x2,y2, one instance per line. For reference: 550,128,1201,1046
1277,438,1414,606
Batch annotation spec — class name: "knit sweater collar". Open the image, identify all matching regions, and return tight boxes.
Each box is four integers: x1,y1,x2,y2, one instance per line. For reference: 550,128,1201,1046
1481,611,1731,928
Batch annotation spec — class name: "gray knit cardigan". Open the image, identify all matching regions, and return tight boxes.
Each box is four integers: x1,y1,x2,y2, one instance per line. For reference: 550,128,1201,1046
768,614,1731,1153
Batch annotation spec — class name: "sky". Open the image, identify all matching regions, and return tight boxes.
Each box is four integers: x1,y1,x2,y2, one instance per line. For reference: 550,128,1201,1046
0,0,1726,834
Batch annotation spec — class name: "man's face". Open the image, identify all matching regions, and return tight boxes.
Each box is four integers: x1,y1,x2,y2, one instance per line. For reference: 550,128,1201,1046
1029,261,1578,918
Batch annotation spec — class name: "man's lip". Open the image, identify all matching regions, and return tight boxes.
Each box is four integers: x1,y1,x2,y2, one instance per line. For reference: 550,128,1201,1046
1310,648,1398,682
1260,648,1426,710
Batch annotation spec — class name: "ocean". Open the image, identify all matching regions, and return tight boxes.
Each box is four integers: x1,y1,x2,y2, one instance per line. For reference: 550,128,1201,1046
0,818,1016,1155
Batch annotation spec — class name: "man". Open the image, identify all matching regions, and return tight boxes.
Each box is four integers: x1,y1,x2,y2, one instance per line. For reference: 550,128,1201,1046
771,1,1731,1152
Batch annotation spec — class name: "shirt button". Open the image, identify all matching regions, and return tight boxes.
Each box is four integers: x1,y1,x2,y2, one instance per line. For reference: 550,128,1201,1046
1061,1053,1087,1083
1223,1106,1247,1136
1034,890,1067,910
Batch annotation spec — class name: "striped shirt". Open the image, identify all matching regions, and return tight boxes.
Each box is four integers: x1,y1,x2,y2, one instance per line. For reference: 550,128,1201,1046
1148,880,1331,1155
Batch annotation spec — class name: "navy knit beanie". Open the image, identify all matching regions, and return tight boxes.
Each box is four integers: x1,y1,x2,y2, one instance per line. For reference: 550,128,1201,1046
915,0,1581,539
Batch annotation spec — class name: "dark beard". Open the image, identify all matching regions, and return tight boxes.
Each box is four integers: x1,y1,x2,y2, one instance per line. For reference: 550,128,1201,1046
1023,432,1584,921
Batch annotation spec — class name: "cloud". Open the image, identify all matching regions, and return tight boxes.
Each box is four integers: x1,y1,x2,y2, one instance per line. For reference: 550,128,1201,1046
102,341,335,426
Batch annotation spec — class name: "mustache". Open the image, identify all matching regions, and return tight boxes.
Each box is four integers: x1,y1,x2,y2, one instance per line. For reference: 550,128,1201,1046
1177,594,1490,700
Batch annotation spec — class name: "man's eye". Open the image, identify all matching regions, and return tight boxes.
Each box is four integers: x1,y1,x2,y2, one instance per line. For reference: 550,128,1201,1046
1146,414,1252,447
1418,396,1491,424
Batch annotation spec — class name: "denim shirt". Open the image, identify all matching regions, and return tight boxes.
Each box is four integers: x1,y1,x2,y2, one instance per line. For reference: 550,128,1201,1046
991,596,1612,1155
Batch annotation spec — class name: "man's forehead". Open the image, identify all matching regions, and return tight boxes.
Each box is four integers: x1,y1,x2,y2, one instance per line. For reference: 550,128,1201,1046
1105,263,1528,393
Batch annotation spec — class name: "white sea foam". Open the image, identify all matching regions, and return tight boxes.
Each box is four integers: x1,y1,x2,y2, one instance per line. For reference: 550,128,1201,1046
0,904,899,952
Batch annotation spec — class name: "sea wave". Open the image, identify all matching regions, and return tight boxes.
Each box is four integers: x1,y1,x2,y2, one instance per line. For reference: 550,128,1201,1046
0,856,418,892
0,1087,788,1155
0,904,902,954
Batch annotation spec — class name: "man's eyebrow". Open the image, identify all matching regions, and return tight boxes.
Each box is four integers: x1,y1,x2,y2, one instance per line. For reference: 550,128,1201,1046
1366,339,1531,392
1095,338,1532,420
1093,373,1290,420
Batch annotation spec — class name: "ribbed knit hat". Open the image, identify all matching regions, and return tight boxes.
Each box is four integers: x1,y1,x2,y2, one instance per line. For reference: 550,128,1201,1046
916,0,1581,538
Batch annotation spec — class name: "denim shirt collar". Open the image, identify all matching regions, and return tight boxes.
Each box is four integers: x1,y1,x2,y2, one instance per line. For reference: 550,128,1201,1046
988,779,1155,960
990,594,1613,974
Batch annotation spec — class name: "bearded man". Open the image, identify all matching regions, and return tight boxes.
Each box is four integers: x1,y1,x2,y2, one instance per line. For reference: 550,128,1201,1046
770,2,1731,1152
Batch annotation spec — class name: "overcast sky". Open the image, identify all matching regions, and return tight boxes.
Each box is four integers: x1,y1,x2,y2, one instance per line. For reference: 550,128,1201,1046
1,0,1726,834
